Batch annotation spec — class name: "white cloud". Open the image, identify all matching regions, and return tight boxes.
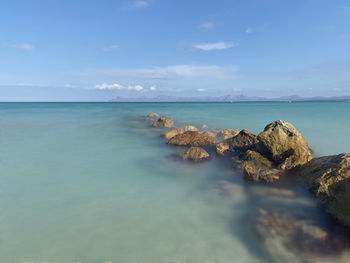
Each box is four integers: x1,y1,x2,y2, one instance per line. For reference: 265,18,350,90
199,22,214,29
93,83,144,91
127,85,143,91
103,45,119,51
12,43,33,50
197,88,206,92
131,0,149,8
150,86,157,91
233,88,243,92
246,27,253,34
80,64,239,81
94,83,124,90
193,41,239,51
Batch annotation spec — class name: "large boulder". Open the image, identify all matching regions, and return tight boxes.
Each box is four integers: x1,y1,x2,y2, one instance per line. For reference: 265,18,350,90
166,131,218,147
298,153,350,196
218,129,260,155
297,153,350,226
243,150,282,182
180,147,209,161
216,129,240,141
327,178,350,226
152,117,174,128
164,128,183,139
258,120,312,170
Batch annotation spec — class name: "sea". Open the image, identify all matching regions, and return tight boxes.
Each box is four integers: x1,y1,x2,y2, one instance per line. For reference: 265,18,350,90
0,102,349,263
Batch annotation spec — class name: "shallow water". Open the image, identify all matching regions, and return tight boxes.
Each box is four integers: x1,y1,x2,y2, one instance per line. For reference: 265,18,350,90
0,102,349,263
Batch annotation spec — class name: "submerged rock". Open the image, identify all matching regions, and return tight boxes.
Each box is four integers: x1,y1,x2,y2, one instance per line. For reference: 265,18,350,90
180,147,209,161
258,120,312,170
184,125,198,132
164,128,183,140
243,150,282,182
152,117,174,128
216,129,240,141
254,208,346,263
297,153,350,225
166,131,218,147
147,112,160,118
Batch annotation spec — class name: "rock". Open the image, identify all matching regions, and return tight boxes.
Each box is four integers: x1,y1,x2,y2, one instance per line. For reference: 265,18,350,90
147,112,159,118
201,125,209,129
253,208,344,263
216,129,240,140
202,131,216,138
242,150,282,182
222,129,260,154
152,117,174,128
184,125,198,132
298,153,350,196
326,178,350,226
216,142,230,156
258,120,312,170
164,128,183,139
166,131,218,147
297,154,350,226
180,147,209,161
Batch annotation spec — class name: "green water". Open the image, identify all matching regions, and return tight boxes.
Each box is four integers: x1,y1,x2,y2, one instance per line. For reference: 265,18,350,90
0,102,349,263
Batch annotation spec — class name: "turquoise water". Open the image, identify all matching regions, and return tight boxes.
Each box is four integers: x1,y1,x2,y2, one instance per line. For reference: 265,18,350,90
0,102,349,263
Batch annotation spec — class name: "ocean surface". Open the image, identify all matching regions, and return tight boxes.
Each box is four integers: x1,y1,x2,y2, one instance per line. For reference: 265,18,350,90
0,102,350,263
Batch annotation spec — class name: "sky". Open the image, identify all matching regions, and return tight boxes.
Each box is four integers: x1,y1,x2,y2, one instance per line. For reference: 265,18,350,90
0,0,350,101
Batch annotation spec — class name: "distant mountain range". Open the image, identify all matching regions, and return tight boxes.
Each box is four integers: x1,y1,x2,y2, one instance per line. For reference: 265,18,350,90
110,94,350,102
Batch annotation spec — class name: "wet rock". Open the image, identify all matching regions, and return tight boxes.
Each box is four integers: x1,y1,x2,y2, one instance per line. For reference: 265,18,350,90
180,147,209,161
152,117,174,128
242,150,282,182
147,112,160,118
184,125,198,132
298,153,350,197
164,128,183,140
327,178,350,226
258,120,312,170
166,131,218,147
220,129,260,155
216,129,240,141
216,142,230,156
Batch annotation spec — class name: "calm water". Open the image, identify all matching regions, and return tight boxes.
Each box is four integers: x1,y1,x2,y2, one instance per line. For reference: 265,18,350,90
0,102,350,263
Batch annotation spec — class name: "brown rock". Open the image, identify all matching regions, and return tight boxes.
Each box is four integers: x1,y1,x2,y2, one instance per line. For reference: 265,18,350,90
152,117,174,128
180,147,209,161
298,153,350,226
216,129,240,140
223,129,260,153
243,151,282,182
327,178,350,226
147,112,160,118
202,131,216,138
166,131,218,147
184,125,198,132
298,153,350,197
216,142,230,156
258,120,312,170
164,128,183,140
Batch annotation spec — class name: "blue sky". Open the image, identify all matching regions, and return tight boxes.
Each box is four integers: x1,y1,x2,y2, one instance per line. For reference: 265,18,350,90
0,0,350,101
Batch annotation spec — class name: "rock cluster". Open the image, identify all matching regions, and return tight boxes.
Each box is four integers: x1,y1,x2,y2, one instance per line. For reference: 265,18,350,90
145,113,350,230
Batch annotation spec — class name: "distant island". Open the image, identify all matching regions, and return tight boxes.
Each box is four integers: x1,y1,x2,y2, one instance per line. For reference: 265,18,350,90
109,94,350,102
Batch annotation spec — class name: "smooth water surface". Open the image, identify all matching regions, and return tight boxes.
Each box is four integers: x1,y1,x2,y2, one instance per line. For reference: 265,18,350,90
0,102,349,263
